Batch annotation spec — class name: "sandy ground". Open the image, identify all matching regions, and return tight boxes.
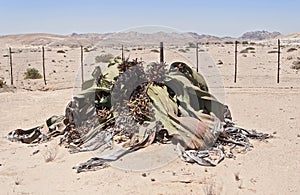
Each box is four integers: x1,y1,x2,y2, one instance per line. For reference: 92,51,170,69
0,42,299,194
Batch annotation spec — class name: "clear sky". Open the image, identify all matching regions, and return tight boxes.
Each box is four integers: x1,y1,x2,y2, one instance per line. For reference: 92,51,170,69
0,0,298,37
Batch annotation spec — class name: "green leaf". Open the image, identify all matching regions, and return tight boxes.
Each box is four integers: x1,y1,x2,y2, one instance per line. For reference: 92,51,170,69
170,62,208,92
166,71,224,121
146,83,217,150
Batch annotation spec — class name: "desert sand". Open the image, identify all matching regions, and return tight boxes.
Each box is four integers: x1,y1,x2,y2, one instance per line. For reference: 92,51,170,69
0,34,299,194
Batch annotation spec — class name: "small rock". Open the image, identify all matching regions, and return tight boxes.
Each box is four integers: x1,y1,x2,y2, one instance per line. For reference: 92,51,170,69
297,134,300,138
151,178,155,182
142,173,147,177
273,131,277,135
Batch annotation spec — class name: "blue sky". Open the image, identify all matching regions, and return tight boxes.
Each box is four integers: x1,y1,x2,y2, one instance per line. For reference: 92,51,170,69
0,0,298,37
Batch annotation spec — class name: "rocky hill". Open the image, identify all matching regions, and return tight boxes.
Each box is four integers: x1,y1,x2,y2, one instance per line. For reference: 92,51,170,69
240,30,281,40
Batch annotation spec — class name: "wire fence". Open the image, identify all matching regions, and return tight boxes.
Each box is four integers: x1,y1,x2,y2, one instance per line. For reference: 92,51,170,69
0,40,299,91
192,40,300,88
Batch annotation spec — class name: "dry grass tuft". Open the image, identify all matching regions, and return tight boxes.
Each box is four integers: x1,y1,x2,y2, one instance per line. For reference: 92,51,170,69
43,145,58,163
203,181,219,195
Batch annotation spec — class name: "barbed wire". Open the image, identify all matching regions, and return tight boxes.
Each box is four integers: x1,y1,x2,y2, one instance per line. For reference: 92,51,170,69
0,42,299,90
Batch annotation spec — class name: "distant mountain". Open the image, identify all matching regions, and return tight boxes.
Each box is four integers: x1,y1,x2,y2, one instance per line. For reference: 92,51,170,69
240,30,281,40
186,32,223,42
280,32,300,39
0,30,289,48
99,31,223,46
0,33,109,48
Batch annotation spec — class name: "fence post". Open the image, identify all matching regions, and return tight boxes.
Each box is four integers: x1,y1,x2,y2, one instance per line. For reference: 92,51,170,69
196,42,199,72
81,46,84,84
42,46,47,85
277,39,280,83
9,47,13,85
121,45,124,61
160,42,164,63
234,41,238,83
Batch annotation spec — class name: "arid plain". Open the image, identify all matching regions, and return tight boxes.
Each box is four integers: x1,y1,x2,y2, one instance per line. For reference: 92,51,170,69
0,33,299,194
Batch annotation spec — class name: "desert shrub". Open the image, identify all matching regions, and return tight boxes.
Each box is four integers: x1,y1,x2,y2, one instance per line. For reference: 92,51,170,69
187,42,196,48
268,50,278,54
292,61,300,70
224,41,234,44
246,47,255,50
0,77,6,88
217,60,223,65
95,53,114,63
240,49,248,54
14,177,23,185
150,49,159,53
24,68,42,79
57,50,66,54
178,49,186,53
292,64,300,70
137,48,143,50
287,48,297,52
242,41,249,44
